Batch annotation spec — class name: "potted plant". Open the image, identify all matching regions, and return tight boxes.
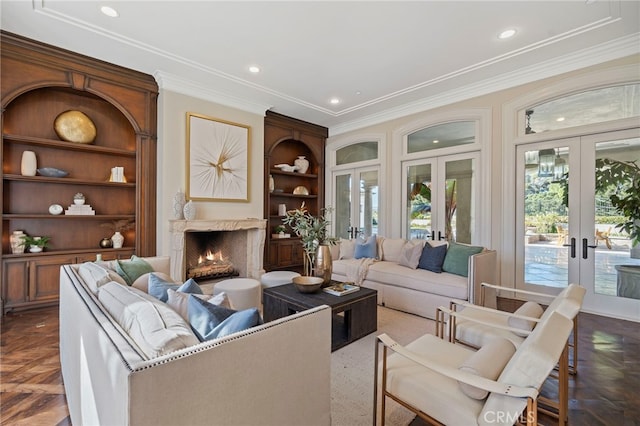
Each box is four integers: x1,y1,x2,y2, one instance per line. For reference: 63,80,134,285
282,202,338,277
21,236,51,253
596,158,640,257
273,225,287,238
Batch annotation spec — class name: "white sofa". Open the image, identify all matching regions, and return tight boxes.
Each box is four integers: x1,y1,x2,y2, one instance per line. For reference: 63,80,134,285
59,256,332,426
331,238,496,320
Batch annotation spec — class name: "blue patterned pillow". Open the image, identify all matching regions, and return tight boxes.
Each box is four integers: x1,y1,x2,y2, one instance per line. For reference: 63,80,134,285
417,242,448,273
148,274,202,302
188,296,262,341
354,235,377,259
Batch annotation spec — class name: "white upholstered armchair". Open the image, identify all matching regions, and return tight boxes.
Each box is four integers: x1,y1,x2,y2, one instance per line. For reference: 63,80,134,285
374,311,574,426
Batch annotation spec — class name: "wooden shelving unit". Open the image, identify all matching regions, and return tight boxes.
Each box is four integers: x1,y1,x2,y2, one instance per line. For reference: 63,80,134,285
1,31,158,314
263,111,328,272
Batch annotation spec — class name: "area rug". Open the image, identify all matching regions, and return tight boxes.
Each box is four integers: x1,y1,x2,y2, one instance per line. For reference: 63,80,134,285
330,305,435,425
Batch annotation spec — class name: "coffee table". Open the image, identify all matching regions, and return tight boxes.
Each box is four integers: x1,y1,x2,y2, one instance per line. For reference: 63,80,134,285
262,283,377,351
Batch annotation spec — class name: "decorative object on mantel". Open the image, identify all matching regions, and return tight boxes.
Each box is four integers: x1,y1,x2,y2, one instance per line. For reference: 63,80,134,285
21,235,51,253
274,163,298,173
282,202,338,278
293,185,309,195
172,189,186,219
48,204,63,215
294,156,309,174
10,230,26,254
53,110,97,144
37,167,68,178
183,200,196,220
111,231,124,249
20,150,37,176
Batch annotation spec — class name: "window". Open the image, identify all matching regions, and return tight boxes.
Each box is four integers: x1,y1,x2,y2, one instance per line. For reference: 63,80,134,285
407,121,475,153
336,141,378,165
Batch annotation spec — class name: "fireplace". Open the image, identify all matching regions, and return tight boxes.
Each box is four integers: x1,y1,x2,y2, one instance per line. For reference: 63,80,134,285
169,219,266,282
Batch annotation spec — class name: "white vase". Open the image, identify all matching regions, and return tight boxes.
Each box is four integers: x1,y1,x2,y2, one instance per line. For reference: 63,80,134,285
183,200,196,220
278,203,287,216
111,231,124,249
173,190,186,219
21,151,37,176
269,175,275,193
294,156,309,174
10,230,26,254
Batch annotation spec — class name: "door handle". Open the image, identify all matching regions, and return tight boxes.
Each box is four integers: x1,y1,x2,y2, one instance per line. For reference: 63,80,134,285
428,230,435,240
438,231,445,241
582,238,597,259
563,237,576,259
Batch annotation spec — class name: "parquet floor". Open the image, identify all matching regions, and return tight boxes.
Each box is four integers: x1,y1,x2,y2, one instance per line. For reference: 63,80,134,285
1,305,638,425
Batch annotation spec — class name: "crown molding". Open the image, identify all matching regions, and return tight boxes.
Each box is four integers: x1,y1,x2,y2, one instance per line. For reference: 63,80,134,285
329,33,640,137
154,71,271,117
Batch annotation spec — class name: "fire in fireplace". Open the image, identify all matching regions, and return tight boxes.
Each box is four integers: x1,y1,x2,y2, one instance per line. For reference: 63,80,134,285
185,231,241,281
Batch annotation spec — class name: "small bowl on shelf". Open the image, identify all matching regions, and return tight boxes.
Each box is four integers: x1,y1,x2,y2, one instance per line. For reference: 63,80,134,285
293,185,310,195
292,276,324,293
37,167,69,178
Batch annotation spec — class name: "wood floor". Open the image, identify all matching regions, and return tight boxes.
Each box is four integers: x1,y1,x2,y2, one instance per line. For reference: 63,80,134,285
1,305,638,425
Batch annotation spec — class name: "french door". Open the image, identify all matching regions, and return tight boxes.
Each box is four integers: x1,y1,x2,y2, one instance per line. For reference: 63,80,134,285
516,129,640,319
403,152,479,243
332,167,379,239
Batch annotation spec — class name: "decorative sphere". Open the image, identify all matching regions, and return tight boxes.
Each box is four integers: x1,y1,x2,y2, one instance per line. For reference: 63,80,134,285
100,237,113,248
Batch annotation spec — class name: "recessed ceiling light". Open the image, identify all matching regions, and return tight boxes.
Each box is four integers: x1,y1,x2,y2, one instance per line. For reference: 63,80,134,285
498,28,516,39
330,98,340,105
248,66,260,73
100,6,119,18
432,140,439,144
556,117,565,122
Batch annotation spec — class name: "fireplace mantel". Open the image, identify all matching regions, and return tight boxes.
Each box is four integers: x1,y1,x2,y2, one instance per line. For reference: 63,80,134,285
169,218,267,281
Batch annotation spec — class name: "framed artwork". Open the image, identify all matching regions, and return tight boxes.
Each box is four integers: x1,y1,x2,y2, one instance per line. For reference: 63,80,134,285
186,112,250,202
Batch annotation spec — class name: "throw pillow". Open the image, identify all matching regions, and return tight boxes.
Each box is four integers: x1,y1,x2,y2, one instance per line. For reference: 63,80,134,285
442,242,484,277
398,241,424,269
417,242,448,273
507,301,544,337
132,271,174,293
458,337,516,400
339,238,356,260
115,255,154,286
148,274,202,302
166,289,230,321
188,296,262,341
354,235,377,259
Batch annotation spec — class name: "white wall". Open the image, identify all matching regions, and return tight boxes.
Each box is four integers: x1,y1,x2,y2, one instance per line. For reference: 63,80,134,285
156,90,264,256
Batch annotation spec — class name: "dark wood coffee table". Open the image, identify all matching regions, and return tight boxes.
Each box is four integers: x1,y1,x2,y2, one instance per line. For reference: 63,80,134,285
262,283,377,351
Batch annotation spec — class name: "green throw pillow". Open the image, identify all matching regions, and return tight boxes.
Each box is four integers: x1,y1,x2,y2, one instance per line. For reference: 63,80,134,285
442,242,483,277
115,255,154,286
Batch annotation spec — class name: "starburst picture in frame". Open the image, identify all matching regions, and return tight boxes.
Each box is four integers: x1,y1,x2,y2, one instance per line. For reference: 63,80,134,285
187,112,250,202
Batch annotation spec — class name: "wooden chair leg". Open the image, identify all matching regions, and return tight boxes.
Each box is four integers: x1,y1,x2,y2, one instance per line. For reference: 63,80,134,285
558,344,569,425
526,398,538,426
570,315,579,375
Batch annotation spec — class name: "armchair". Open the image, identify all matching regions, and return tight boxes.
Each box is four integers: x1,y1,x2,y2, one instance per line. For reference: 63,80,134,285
374,311,574,426
435,283,585,425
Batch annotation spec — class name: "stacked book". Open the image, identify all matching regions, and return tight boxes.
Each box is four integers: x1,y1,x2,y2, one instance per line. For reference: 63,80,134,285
65,204,96,215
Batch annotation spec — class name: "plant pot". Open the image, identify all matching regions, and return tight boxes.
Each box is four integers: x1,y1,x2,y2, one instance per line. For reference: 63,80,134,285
29,246,43,253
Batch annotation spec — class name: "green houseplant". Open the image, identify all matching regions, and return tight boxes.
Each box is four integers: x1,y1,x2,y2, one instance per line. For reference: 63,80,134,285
596,158,640,249
282,202,338,276
21,235,51,253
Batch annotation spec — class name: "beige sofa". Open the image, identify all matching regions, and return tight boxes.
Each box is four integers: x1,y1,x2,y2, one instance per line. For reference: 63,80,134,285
59,256,331,426
331,238,496,320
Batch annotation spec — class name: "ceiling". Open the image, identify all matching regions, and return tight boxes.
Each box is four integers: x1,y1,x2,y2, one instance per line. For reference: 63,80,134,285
1,1,639,135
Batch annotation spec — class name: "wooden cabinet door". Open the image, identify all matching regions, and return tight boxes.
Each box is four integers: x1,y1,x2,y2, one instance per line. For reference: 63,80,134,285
270,240,303,267
2,259,29,309
28,256,75,303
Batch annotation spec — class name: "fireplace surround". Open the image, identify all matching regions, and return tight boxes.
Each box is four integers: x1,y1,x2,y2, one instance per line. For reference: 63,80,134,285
169,219,266,282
